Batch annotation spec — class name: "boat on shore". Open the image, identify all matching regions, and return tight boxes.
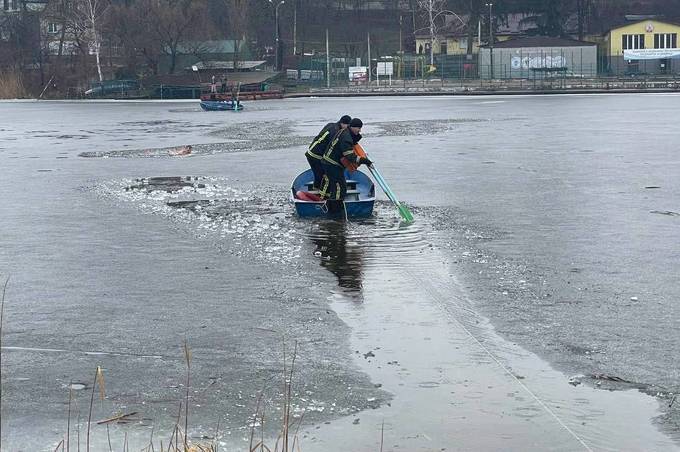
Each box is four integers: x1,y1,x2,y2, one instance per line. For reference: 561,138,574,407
291,169,375,219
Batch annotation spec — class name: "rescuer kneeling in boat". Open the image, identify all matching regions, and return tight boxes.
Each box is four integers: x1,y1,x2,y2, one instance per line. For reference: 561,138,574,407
306,115,351,190
319,118,372,215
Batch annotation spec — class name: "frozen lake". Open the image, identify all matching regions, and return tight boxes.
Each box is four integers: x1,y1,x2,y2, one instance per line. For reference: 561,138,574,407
0,94,679,451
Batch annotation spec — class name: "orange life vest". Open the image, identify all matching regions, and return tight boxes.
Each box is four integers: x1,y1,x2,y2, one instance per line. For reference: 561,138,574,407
341,143,367,172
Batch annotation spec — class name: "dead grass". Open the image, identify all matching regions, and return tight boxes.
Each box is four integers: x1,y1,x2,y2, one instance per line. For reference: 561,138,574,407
248,340,304,452
0,276,9,450
0,280,326,451
0,71,27,99
45,339,306,452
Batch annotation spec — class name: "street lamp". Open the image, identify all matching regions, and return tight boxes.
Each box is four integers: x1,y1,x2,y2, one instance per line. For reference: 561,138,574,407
269,0,285,71
485,2,494,79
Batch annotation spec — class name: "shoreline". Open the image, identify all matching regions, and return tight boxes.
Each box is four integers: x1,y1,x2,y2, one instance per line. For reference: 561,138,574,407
284,87,680,98
3,83,680,102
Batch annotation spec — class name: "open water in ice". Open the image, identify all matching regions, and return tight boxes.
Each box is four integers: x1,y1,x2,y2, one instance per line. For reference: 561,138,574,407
0,95,679,450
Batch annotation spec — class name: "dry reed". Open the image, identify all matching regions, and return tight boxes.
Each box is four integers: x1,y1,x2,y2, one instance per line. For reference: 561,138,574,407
0,71,27,99
0,276,8,451
67,383,73,452
183,341,191,452
53,439,64,452
46,339,309,451
86,366,105,451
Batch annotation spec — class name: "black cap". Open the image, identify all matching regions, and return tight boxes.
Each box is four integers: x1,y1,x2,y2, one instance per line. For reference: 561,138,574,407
350,118,363,128
339,115,352,125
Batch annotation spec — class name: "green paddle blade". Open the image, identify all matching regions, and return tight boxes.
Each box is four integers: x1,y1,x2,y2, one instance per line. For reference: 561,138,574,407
397,203,414,222
367,165,414,223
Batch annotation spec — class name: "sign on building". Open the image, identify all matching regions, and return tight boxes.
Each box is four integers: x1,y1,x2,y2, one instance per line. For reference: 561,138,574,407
511,55,567,69
624,48,680,60
299,70,324,81
376,61,394,76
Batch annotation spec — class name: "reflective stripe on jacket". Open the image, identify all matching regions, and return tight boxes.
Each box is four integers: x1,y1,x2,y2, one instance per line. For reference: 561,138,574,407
323,128,359,167
306,122,339,159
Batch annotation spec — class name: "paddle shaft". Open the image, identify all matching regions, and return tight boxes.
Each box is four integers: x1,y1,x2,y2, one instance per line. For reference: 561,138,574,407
368,166,398,206
353,143,413,222
234,82,241,111
368,165,413,221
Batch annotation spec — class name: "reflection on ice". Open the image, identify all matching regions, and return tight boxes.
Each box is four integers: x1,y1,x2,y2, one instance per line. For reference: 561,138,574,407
308,221,365,294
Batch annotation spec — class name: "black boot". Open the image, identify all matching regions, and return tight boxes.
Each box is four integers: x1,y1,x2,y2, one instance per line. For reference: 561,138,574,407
325,200,345,219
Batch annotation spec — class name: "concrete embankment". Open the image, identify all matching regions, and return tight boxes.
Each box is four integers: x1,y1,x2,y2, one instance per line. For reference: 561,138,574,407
284,78,680,97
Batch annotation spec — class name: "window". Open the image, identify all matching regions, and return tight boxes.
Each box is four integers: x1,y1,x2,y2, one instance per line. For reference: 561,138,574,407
47,23,60,34
440,41,447,54
2,0,16,11
622,34,645,50
654,33,677,49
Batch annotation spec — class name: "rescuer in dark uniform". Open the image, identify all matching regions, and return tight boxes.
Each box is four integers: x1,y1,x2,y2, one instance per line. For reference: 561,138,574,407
306,115,351,190
319,118,372,215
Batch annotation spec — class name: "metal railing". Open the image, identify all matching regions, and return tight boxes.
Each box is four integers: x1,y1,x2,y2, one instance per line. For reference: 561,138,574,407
285,47,680,91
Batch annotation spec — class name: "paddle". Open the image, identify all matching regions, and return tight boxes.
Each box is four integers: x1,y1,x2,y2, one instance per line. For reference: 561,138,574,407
367,164,414,223
352,144,413,222
233,82,241,112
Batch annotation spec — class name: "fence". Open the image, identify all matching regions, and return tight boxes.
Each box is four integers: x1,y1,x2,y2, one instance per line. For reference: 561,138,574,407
286,46,679,90
479,47,599,80
481,48,678,78
287,53,480,88
600,51,679,76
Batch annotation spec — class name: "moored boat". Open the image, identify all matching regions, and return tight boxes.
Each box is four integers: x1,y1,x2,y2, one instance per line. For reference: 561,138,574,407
200,100,244,111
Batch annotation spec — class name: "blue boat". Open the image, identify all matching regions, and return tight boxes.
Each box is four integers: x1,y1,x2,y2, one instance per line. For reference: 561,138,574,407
200,100,244,111
291,169,375,219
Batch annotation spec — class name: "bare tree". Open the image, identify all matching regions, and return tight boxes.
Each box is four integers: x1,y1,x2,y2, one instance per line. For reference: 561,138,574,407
417,0,444,64
70,0,110,81
224,0,248,39
108,0,212,77
108,0,157,75
53,0,71,66
416,0,465,64
0,11,25,71
151,0,207,74
506,0,578,37
463,0,481,57
218,0,248,69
